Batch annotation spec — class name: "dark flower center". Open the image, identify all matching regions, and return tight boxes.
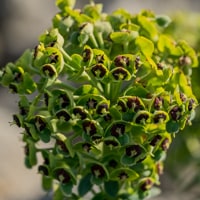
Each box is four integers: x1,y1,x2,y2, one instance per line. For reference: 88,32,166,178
82,48,92,62
86,98,98,109
114,55,130,67
91,164,105,178
170,106,182,121
127,97,143,112
150,135,162,146
82,120,97,136
153,113,167,123
112,67,128,80
56,110,71,121
110,123,125,137
55,168,71,184
125,145,142,158
73,107,87,119
91,64,107,78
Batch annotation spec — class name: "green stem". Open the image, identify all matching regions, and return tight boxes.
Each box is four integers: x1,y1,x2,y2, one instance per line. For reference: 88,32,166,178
53,80,76,92
110,81,122,104
89,34,99,48
64,63,76,72
87,70,104,95
27,92,43,120
123,42,129,53
95,32,104,49
60,47,72,62
104,82,110,99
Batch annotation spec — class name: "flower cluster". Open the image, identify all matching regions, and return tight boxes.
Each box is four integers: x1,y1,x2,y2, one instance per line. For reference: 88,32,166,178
0,0,198,199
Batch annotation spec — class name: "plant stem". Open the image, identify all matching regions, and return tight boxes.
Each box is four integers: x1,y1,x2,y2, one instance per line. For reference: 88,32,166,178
110,81,122,104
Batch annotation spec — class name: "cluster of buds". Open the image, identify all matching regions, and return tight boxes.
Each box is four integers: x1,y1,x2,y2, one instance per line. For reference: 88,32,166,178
0,0,198,199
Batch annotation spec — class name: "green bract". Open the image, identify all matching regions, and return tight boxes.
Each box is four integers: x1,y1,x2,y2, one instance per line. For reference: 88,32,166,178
0,0,198,199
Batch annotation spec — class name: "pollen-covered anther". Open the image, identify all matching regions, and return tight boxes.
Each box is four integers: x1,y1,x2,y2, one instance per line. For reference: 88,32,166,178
157,63,164,70
153,96,164,110
49,52,59,63
180,93,187,102
96,54,105,63
188,99,195,111
114,55,130,67
169,106,182,121
135,56,140,69
161,138,170,151
127,97,143,112
140,178,153,191
179,55,192,66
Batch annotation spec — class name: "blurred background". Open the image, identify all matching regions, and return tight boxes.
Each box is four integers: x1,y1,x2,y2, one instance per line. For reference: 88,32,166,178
0,0,200,199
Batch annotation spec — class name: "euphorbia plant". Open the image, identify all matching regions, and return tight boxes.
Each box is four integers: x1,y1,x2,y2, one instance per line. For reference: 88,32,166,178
0,0,199,199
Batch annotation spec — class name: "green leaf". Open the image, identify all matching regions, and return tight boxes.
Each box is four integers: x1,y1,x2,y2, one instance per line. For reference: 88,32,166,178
56,0,76,9
110,31,137,44
55,133,75,157
39,28,64,47
91,192,107,200
60,182,73,196
157,35,183,56
137,15,158,41
53,186,64,200
135,36,154,57
110,168,139,181
42,176,52,191
178,40,198,67
118,134,130,146
78,174,93,197
27,140,37,167
40,129,51,143
125,84,149,98
156,15,171,28
22,72,37,94
104,180,119,197
15,49,33,72
74,84,99,96
166,120,179,133
83,3,103,20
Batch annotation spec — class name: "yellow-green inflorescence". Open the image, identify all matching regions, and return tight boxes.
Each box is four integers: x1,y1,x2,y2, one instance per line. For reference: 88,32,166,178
0,0,199,199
